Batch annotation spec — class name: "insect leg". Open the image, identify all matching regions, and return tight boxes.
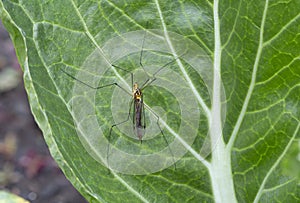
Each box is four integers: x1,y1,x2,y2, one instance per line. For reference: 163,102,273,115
139,27,146,70
138,25,152,87
146,107,177,170
61,66,134,171
140,53,186,89
106,65,135,170
60,68,131,95
111,64,134,89
107,98,134,170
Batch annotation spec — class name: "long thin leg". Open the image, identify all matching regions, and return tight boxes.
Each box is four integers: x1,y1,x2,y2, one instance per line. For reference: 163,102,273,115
145,106,177,170
61,67,132,96
61,66,135,172
106,64,135,171
107,99,134,170
137,27,152,89
137,22,187,90
140,53,186,89
140,30,146,68
139,22,149,75
112,64,134,89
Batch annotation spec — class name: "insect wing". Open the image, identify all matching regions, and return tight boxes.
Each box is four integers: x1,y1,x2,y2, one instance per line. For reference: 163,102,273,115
134,98,145,141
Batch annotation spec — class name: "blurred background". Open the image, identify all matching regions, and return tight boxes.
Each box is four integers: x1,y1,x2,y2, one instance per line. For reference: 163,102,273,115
0,21,87,202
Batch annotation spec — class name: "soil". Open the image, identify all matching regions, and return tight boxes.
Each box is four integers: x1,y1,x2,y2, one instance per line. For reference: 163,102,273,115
0,21,88,203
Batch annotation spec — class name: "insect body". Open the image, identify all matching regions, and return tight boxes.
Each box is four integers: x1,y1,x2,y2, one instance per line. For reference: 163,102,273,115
132,82,146,142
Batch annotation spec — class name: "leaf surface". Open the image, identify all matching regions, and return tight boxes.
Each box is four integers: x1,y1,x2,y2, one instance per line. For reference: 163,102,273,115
0,0,299,202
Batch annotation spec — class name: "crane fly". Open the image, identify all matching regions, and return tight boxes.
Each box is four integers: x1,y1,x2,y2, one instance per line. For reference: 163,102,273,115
132,82,146,142
60,29,183,172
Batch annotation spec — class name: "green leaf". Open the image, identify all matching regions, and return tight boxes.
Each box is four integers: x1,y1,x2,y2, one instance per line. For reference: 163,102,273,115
0,190,29,203
1,0,299,202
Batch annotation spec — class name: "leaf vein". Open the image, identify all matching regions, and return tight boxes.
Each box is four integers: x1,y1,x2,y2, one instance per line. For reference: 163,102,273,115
227,0,270,150
253,122,300,203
